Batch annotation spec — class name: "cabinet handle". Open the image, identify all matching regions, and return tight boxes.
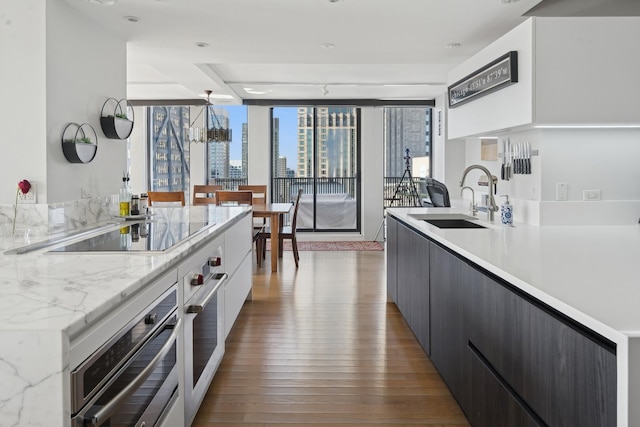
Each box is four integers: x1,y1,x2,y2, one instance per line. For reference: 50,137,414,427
186,273,228,314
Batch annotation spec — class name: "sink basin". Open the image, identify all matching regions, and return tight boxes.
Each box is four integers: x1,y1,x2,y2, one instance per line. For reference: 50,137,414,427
423,219,487,229
408,213,477,221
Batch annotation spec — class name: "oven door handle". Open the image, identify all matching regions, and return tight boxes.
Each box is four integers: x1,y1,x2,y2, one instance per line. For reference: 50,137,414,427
86,317,182,427
186,272,228,314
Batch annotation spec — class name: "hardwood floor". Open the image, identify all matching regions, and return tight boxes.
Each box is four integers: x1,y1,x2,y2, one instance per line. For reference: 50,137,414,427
192,249,470,426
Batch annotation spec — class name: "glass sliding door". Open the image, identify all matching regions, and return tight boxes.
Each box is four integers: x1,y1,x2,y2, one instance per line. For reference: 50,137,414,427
272,106,360,232
383,107,433,207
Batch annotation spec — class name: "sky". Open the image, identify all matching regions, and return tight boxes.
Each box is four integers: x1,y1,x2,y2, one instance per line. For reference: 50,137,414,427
225,106,298,171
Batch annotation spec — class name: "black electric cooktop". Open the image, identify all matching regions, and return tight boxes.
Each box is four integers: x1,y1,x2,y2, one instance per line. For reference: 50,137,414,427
49,219,215,253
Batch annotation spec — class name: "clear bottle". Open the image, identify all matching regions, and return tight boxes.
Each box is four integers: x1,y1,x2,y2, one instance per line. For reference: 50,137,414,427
119,177,131,216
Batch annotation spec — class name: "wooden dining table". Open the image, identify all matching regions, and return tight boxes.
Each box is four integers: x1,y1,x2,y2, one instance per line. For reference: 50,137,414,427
251,202,293,272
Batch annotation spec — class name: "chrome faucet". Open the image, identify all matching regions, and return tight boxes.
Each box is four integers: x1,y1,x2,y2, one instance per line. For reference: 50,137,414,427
460,186,477,216
460,165,499,221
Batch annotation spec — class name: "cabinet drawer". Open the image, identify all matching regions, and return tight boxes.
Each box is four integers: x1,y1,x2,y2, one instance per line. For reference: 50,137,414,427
225,214,252,275
467,342,541,427
467,273,616,427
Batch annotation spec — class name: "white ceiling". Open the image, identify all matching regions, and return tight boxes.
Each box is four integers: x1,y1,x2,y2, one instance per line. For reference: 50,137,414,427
64,0,551,103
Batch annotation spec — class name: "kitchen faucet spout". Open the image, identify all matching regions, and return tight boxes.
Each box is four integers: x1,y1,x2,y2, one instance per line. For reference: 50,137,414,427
460,164,499,222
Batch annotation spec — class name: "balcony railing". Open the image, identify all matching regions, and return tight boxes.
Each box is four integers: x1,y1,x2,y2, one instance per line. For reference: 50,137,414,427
212,176,424,207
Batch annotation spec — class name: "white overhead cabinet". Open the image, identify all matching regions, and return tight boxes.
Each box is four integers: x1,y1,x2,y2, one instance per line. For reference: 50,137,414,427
447,17,640,140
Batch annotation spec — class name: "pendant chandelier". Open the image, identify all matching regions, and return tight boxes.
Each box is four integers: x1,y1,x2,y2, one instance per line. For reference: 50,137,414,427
188,90,232,143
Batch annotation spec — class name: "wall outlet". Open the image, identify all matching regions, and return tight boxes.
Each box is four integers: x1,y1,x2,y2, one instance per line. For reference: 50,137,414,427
81,187,93,199
583,189,601,201
17,184,36,204
555,182,568,201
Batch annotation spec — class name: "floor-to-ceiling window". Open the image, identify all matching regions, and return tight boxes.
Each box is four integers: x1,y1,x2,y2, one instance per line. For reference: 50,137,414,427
207,105,248,189
272,106,360,232
383,107,432,207
148,106,190,195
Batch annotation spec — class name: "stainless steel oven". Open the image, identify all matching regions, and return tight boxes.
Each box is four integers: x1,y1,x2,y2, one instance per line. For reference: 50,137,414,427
183,251,227,425
70,286,180,427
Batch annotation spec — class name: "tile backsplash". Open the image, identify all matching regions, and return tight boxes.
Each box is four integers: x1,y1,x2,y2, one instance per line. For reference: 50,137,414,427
0,195,119,237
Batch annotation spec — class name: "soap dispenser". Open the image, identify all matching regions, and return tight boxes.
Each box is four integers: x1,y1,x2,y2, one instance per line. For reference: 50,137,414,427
500,195,513,226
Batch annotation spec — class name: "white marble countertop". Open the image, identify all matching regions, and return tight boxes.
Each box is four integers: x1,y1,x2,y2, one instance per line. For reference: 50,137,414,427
387,207,640,345
0,205,251,338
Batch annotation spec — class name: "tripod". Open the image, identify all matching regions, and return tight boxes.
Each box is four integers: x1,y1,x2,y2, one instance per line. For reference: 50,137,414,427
389,148,422,207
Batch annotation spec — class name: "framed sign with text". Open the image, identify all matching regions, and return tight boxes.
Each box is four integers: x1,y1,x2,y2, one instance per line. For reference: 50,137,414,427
448,51,518,108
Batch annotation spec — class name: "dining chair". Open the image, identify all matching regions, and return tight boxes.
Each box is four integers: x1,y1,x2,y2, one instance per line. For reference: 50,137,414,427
192,185,222,205
258,189,303,268
214,190,254,206
238,185,268,228
237,185,267,204
147,191,185,206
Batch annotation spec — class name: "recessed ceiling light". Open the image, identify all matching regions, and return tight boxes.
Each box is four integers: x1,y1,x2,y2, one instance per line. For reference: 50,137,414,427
329,0,341,3
84,0,118,5
445,43,461,49
124,16,141,22
195,42,209,48
501,0,520,3
320,43,335,49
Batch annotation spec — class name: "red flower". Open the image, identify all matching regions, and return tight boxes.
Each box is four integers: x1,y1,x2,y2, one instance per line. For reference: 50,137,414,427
18,179,31,194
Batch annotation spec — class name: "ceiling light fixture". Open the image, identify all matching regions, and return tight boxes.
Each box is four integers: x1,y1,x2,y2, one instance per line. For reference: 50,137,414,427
84,0,118,5
195,42,209,48
501,0,520,3
320,43,335,49
445,43,461,49
188,90,232,143
124,16,141,22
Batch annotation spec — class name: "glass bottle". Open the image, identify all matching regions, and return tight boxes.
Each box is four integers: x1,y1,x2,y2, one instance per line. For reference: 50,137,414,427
119,177,131,216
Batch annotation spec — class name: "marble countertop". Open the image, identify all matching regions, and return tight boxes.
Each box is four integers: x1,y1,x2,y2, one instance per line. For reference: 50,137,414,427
388,207,640,345
0,205,251,339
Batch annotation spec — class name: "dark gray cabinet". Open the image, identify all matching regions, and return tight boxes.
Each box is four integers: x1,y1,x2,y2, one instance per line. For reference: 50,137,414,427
386,217,398,303
467,272,616,427
386,215,617,427
467,344,541,427
429,242,470,406
391,217,430,354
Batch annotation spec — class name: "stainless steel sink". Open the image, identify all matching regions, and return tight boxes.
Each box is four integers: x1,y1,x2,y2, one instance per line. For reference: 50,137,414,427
423,219,487,229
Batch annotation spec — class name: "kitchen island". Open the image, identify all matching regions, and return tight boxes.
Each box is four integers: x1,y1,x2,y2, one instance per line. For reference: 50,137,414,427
387,207,640,427
0,205,252,427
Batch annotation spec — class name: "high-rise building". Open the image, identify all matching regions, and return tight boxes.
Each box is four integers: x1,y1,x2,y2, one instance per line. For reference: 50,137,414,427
276,156,287,178
272,117,279,175
297,107,357,178
208,108,230,179
241,123,248,179
149,106,190,191
383,108,431,177
229,160,243,179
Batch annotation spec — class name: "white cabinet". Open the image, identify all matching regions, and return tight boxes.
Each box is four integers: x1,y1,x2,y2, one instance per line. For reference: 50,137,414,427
447,17,640,139
223,214,253,338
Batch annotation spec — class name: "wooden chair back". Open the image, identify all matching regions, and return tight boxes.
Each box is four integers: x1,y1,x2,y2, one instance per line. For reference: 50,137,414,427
238,185,267,204
215,190,253,206
147,191,185,206
289,189,304,236
193,185,222,205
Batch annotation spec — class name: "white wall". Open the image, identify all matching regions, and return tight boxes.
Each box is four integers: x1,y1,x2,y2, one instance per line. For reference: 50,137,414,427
46,0,127,203
0,0,48,204
360,107,384,241
247,106,270,196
